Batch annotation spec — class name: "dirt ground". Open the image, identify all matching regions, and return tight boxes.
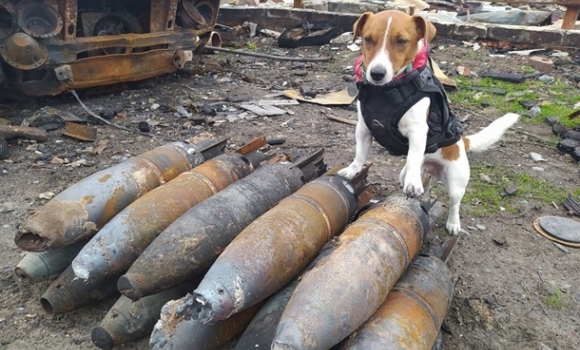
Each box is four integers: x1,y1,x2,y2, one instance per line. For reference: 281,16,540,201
1,34,579,350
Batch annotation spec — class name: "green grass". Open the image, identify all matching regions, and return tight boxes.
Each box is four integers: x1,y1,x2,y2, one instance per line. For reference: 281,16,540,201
448,163,580,216
245,42,259,52
543,290,569,311
448,68,580,128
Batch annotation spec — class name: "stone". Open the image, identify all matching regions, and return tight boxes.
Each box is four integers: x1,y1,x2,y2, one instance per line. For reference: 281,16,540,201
528,56,553,73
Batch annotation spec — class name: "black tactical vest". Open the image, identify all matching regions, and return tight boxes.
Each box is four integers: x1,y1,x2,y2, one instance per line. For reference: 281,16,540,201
357,65,463,156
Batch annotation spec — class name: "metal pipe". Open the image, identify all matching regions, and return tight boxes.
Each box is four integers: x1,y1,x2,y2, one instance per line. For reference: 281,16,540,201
15,137,226,252
271,196,432,350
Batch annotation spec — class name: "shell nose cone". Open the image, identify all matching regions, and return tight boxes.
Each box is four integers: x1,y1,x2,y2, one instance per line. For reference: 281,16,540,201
0,32,48,70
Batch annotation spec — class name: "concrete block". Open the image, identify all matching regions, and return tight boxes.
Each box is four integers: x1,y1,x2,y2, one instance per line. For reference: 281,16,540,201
528,56,554,73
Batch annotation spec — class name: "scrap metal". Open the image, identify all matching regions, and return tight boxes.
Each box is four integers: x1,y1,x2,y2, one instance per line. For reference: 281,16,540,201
340,255,455,350
70,137,273,283
15,137,226,252
0,0,221,96
150,295,263,350
13,242,85,285
184,165,373,324
40,266,120,315
91,280,200,350
271,196,432,350
117,150,327,301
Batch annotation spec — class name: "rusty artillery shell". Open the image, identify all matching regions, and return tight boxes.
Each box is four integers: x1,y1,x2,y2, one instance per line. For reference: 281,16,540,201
16,138,227,252
118,151,327,301
188,165,373,323
150,296,262,350
14,242,85,285
341,255,454,350
271,196,432,350
91,280,200,350
71,138,270,282
234,279,299,350
40,266,120,315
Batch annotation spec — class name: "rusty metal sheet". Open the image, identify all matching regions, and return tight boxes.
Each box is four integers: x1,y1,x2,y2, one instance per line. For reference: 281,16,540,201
0,0,221,97
62,122,97,142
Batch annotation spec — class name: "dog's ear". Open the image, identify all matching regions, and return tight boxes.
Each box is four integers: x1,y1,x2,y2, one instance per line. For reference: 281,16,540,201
412,15,436,43
353,12,372,40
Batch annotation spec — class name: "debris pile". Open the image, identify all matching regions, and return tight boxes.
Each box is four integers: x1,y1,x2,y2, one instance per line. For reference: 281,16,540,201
14,134,456,349
0,0,221,97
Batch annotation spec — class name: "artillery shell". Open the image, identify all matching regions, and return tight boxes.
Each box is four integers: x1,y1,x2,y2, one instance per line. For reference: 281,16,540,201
91,280,200,350
340,255,454,350
16,138,227,252
234,279,299,350
40,266,120,315
118,153,326,301
14,242,85,285
71,152,256,282
271,196,431,350
150,296,262,350
190,170,373,323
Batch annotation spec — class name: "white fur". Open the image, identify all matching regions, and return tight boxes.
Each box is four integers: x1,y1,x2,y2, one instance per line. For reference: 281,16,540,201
366,18,393,85
339,83,520,235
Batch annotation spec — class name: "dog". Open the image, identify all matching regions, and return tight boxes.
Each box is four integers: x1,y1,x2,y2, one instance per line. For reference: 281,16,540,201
337,10,520,235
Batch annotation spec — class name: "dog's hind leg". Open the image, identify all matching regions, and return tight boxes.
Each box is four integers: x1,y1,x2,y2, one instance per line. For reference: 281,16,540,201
441,152,470,235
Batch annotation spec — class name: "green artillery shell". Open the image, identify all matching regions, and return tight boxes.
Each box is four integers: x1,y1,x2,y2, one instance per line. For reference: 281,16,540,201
234,279,299,350
16,138,226,252
150,296,262,350
14,242,85,285
71,151,258,282
91,280,200,350
117,152,326,301
271,196,431,350
189,167,373,323
341,255,454,350
40,266,119,315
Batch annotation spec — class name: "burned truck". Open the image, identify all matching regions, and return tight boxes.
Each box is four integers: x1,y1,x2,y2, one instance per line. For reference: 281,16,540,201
0,0,220,97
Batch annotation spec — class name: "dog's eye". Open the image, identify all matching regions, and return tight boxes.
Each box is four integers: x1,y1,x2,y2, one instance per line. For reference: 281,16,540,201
363,36,374,46
395,38,409,46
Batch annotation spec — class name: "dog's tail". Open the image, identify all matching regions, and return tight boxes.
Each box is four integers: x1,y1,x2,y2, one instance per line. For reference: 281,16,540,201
464,113,520,153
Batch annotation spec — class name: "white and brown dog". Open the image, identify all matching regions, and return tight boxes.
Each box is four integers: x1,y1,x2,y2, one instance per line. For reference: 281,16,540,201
338,10,520,235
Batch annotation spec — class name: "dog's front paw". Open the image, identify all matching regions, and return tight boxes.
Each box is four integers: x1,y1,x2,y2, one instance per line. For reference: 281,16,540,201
445,220,462,236
403,176,424,198
338,164,363,180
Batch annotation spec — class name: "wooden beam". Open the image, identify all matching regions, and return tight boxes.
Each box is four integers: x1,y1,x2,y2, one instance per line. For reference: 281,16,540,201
562,5,580,30
293,0,304,8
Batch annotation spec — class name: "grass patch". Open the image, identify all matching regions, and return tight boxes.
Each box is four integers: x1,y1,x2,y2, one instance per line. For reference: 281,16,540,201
543,290,569,311
450,163,580,216
448,68,580,128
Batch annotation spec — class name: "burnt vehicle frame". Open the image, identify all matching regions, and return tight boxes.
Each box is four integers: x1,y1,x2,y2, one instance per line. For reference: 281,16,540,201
0,0,220,96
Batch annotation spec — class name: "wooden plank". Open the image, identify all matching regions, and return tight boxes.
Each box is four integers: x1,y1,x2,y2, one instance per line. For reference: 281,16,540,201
562,5,580,30
293,0,304,8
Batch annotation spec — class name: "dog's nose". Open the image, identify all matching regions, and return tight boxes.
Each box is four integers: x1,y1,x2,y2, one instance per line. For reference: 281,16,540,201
370,67,386,81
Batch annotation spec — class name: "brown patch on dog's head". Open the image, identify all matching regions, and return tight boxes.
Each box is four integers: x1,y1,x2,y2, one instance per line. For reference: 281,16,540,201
462,136,471,152
412,14,436,43
440,143,460,161
354,11,437,84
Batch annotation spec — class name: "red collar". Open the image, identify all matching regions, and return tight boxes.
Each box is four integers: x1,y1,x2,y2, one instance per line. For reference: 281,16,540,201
354,39,429,83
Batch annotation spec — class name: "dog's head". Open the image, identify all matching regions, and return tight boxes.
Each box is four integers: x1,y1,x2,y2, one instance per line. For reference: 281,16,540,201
353,10,436,85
